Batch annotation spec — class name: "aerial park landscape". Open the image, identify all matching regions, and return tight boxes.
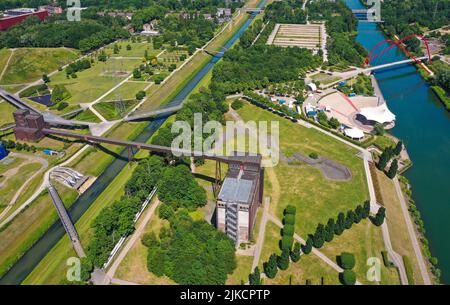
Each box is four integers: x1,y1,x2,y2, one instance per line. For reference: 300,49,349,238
0,0,449,294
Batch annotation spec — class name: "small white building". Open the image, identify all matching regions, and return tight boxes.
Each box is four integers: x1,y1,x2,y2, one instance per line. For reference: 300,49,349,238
359,103,396,124
307,83,317,92
344,127,364,140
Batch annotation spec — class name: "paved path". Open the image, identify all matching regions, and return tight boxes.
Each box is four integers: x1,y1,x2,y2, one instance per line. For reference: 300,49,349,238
0,49,15,83
110,278,140,285
106,199,160,280
251,197,270,270
393,177,431,284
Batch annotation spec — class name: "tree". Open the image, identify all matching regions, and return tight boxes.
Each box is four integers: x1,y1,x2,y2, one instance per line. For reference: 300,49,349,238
231,100,244,110
290,242,301,262
277,249,290,270
339,252,356,270
345,210,355,229
249,267,261,285
147,247,167,277
324,218,335,242
387,159,398,179
80,258,93,282
126,44,132,50
285,205,297,215
302,237,313,254
354,205,364,224
393,141,403,155
377,149,390,170
141,232,159,248
113,44,120,54
371,207,386,226
284,214,295,225
42,74,50,83
335,212,345,235
159,203,174,220
362,201,371,219
282,224,294,237
263,254,278,278
136,90,146,100
340,270,356,285
133,68,142,79
312,224,325,248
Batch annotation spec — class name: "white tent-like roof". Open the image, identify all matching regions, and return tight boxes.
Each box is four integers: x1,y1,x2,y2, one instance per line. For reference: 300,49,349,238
344,127,364,139
307,83,317,92
359,103,396,124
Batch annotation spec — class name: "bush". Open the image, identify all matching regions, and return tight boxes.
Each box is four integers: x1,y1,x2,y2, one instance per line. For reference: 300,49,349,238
290,242,301,262
141,232,159,248
158,203,174,220
231,100,244,110
284,205,296,215
277,250,290,270
136,90,146,100
263,254,278,279
284,214,295,225
309,152,319,159
339,252,355,270
340,270,356,285
282,224,294,237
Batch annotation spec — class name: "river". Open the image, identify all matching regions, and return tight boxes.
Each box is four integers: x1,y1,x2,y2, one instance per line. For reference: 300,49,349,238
0,2,265,284
345,0,450,283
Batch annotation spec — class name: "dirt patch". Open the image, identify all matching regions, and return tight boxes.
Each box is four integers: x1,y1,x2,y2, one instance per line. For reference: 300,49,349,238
281,152,352,181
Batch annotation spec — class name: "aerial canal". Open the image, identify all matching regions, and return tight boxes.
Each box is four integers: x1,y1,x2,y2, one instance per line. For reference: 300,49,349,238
346,0,450,283
0,0,266,284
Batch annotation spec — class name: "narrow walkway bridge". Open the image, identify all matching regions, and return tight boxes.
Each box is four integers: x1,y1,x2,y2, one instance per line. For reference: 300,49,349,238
124,104,183,121
48,184,85,258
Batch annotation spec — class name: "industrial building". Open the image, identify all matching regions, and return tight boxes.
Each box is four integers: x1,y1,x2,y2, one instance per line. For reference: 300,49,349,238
216,155,263,245
13,109,48,142
0,9,48,31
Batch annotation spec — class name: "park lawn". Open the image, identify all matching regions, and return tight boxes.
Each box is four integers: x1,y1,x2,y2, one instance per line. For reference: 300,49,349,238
236,102,369,236
50,58,141,105
101,81,148,102
0,48,79,85
320,219,401,285
372,168,425,284
0,183,78,279
24,162,137,284
106,40,160,58
0,162,42,209
226,255,253,285
0,101,16,127
260,221,340,285
0,49,12,79
114,208,176,285
0,84,26,93
93,99,139,121
72,109,102,123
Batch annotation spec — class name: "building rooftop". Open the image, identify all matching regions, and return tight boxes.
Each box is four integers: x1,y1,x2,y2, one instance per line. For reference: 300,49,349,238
218,177,254,204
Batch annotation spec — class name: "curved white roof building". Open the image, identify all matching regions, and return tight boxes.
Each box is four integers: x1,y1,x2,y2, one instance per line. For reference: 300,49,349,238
359,103,396,124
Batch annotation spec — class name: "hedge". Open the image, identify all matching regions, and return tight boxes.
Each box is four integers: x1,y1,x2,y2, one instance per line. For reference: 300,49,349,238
339,252,355,270
285,205,296,215
340,270,356,285
284,214,295,225
282,224,294,237
281,236,294,251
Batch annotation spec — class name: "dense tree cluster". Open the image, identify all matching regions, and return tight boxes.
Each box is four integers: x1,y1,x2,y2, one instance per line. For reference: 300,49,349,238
0,15,129,52
50,84,70,104
239,19,264,49
144,210,236,284
87,155,164,267
264,0,307,24
243,91,301,119
370,207,386,227
308,0,366,66
211,45,321,94
381,0,449,54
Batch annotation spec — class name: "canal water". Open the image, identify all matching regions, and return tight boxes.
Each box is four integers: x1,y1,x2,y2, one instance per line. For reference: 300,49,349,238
346,0,450,283
0,2,265,284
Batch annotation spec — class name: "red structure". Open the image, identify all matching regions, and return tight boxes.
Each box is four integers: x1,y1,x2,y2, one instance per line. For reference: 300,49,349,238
364,34,432,66
13,109,47,142
0,10,49,31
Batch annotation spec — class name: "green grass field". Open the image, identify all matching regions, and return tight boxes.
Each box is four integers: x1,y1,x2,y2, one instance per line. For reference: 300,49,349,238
72,109,101,123
100,81,149,102
106,40,161,58
93,99,139,121
0,48,79,85
0,101,16,127
50,58,141,105
0,183,78,278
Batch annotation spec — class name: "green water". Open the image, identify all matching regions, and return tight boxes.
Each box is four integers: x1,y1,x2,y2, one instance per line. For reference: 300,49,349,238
346,0,450,283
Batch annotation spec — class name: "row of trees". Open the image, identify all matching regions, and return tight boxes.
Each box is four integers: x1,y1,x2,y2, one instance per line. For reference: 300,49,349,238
263,0,307,25
377,141,403,179
144,209,237,284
